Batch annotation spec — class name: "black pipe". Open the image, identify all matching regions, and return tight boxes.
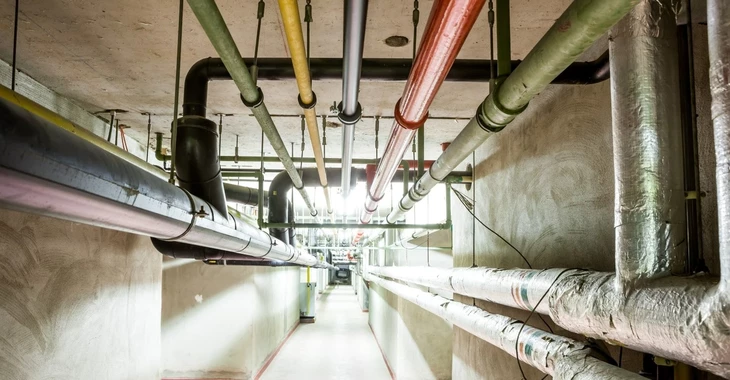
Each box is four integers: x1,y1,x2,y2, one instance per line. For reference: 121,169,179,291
223,182,266,206
183,54,611,117
269,168,366,244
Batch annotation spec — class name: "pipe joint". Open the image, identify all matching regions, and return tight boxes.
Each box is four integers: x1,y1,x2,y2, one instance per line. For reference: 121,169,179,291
240,87,264,108
337,101,362,125
394,98,429,130
298,91,317,110
477,81,528,132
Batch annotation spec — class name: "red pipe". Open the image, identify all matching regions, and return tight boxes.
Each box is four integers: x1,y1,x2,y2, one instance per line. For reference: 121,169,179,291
359,0,485,225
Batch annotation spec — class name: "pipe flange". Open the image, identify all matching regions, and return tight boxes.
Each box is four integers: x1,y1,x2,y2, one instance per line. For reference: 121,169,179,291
298,92,317,110
337,102,362,125
394,98,429,130
240,87,265,108
160,187,199,241
477,79,528,132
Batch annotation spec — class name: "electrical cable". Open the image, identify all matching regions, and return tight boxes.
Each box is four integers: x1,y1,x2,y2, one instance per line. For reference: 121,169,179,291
514,268,571,380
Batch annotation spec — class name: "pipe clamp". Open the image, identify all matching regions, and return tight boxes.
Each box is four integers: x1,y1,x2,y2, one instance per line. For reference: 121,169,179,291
337,101,362,124
240,87,265,108
160,187,200,241
477,80,528,132
298,92,317,110
394,98,429,130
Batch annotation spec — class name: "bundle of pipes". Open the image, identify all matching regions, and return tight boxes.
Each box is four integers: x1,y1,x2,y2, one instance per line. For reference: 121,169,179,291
277,0,333,216
359,0,486,227
0,95,332,269
365,0,730,377
186,0,319,219
367,275,645,379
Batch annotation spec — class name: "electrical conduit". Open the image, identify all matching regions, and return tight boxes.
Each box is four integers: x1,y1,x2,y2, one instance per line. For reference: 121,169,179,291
186,0,319,219
277,0,333,215
387,0,640,223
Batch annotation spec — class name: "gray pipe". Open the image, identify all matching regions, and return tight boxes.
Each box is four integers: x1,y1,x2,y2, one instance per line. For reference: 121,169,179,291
610,0,686,289
387,0,640,223
339,0,368,198
0,97,327,268
186,0,319,219
708,0,730,291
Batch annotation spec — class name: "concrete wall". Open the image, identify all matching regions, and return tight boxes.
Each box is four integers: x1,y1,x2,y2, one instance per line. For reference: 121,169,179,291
368,243,454,380
0,209,162,379
161,260,300,379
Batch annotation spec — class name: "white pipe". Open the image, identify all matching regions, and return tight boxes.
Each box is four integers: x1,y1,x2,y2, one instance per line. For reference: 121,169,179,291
367,275,645,380
367,266,730,377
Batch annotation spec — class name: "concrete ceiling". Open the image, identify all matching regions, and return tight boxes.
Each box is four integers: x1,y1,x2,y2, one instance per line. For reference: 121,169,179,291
0,0,577,165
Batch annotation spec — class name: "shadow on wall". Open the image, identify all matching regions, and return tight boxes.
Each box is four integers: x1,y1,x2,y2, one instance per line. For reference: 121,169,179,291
161,260,300,379
0,210,162,380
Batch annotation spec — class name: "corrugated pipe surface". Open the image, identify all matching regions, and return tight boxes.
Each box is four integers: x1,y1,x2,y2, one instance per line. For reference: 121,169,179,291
367,266,730,376
0,97,328,268
367,275,644,380
610,0,686,289
387,0,640,223
360,0,486,225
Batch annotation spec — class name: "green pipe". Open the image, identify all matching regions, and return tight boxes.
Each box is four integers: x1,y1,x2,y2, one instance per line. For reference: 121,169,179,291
480,0,639,131
155,132,166,162
496,0,512,76
263,222,451,230
186,0,318,218
417,126,425,177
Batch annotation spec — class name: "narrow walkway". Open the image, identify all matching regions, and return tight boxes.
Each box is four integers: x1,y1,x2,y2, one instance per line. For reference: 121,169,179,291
258,285,392,380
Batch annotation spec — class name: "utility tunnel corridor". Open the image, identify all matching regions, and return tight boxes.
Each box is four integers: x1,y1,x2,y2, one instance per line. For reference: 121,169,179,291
257,285,392,380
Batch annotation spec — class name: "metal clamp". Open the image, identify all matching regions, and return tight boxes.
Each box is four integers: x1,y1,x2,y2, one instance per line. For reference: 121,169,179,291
337,101,363,124
161,187,203,241
298,91,317,110
240,87,265,108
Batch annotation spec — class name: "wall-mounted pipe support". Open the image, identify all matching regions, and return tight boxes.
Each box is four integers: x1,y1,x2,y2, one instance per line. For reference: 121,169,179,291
186,0,318,219
277,0,332,215
387,0,640,224
339,0,368,199
361,0,486,225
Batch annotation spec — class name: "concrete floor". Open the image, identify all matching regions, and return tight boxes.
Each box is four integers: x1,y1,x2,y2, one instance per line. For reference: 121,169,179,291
258,285,393,380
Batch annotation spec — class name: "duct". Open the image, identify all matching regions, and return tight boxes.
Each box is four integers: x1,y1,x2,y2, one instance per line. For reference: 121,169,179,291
610,0,686,289
367,266,730,377
367,276,644,380
0,84,167,181
269,168,366,244
708,0,730,291
387,0,640,224
360,0,486,225
277,0,333,215
0,96,330,269
186,0,318,219
339,0,368,198
180,55,610,90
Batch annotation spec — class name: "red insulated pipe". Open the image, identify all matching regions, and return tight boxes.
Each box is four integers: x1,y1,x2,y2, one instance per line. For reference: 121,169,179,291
359,0,486,225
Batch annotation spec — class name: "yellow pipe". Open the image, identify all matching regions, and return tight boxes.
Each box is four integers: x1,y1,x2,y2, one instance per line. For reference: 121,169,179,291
0,85,167,181
278,0,333,215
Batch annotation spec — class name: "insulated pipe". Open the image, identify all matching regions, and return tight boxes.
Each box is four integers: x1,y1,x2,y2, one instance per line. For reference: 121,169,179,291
361,0,486,224
367,276,644,380
388,0,640,224
277,0,333,215
367,266,730,377
0,98,328,268
708,0,730,292
186,0,318,219
223,183,267,206
0,85,167,181
610,0,686,289
339,0,368,198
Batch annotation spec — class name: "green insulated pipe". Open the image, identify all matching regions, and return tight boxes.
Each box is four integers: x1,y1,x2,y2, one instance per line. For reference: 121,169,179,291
387,0,640,223
187,0,319,218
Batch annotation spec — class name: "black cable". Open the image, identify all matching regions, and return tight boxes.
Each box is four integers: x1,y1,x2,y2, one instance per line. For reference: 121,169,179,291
11,0,20,91
514,269,571,380
618,347,624,368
